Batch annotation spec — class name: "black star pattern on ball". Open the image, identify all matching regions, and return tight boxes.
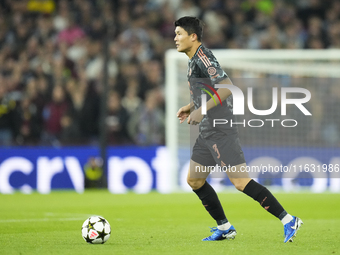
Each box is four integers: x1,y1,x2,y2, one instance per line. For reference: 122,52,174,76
98,217,106,224
88,222,94,229
97,229,109,243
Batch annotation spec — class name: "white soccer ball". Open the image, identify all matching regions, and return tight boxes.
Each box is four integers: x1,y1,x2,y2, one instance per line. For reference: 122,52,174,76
81,216,111,244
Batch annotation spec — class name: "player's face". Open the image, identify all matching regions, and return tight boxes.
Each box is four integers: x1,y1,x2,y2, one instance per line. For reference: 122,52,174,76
174,26,194,53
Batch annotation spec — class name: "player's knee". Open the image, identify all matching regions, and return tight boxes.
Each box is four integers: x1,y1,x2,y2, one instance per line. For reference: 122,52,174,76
187,177,205,190
229,177,252,191
231,179,247,191
234,183,245,191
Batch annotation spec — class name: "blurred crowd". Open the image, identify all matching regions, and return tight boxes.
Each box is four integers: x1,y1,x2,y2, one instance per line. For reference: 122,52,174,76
0,0,339,146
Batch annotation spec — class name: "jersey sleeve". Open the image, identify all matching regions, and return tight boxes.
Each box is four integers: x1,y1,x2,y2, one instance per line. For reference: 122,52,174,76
196,48,228,84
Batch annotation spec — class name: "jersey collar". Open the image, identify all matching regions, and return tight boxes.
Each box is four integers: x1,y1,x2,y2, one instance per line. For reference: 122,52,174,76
189,44,203,61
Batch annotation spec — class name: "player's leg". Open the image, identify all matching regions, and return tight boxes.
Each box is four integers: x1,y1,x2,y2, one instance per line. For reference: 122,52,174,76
226,163,303,243
187,160,227,225
227,163,288,218
207,133,303,243
187,160,237,241
189,135,237,241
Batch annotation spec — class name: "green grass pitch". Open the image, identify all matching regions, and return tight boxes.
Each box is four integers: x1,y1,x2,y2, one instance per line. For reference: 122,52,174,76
1,190,340,255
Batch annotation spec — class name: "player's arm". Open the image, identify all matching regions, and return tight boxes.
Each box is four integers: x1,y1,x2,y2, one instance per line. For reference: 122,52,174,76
188,78,232,125
188,50,232,125
204,78,232,112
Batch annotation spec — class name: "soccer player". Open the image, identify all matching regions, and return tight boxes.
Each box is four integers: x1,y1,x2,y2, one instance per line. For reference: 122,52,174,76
174,16,303,243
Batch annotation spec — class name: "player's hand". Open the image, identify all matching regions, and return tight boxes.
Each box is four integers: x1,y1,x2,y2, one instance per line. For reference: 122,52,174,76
177,105,190,124
187,109,203,125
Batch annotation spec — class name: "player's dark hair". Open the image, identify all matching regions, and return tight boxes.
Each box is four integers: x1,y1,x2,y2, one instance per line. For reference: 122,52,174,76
174,16,204,42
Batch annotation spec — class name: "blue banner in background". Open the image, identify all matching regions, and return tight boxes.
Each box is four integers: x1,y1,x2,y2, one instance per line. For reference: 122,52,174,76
0,147,100,194
0,146,339,194
244,147,340,192
0,146,173,194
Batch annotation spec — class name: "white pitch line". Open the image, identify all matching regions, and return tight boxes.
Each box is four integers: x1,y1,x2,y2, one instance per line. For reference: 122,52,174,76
0,217,85,223
45,212,92,218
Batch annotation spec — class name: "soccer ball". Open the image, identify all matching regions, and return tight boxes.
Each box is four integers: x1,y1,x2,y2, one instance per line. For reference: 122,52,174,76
81,216,111,244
